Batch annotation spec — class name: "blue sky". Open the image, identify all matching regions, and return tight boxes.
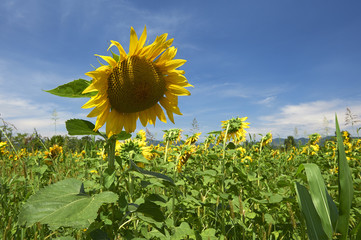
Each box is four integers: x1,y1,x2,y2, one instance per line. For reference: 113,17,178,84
1,0,361,140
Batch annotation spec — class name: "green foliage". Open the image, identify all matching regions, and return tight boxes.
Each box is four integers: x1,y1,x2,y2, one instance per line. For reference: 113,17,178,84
284,135,296,150
294,115,354,239
45,79,96,98
66,119,102,136
335,116,354,239
18,178,118,230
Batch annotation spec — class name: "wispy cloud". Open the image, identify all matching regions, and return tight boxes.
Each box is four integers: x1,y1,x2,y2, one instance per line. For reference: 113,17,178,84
257,96,276,105
254,99,361,137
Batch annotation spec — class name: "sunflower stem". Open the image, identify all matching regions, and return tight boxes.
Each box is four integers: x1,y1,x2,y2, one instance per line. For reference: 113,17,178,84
107,137,116,170
164,140,169,163
221,123,230,237
173,154,180,225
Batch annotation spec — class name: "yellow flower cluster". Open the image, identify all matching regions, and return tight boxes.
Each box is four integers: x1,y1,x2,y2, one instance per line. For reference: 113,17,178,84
301,133,321,156
44,144,63,165
177,144,197,173
0,141,9,156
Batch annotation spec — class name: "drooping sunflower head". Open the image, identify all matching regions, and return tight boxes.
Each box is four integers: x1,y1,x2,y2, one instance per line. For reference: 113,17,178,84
135,129,147,142
82,26,192,137
185,132,202,145
221,117,250,143
116,138,152,161
163,128,182,144
308,133,321,145
261,132,272,147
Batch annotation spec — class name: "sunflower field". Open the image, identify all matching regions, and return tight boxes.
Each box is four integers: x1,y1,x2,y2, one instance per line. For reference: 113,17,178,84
1,27,361,239
1,116,361,240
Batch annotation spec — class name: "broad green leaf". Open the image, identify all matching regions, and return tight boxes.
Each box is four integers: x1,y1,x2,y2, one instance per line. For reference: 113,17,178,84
295,182,329,240
269,194,283,203
18,178,118,230
66,119,101,136
264,213,275,224
53,237,76,240
89,229,111,240
116,131,132,140
303,163,333,238
201,228,218,240
172,222,195,240
103,168,116,189
335,115,354,239
136,200,164,222
45,79,96,98
129,160,175,186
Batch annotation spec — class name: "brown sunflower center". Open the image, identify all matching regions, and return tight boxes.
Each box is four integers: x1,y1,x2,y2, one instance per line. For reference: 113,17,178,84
107,56,166,113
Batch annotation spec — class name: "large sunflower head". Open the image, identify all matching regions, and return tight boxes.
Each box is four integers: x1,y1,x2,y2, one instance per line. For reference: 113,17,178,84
82,26,192,137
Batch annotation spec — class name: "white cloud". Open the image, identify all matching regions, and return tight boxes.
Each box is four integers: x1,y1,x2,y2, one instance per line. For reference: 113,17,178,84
255,99,361,138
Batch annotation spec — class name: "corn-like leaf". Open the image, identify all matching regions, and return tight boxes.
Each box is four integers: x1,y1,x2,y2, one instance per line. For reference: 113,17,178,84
303,163,335,239
295,182,329,240
335,115,354,239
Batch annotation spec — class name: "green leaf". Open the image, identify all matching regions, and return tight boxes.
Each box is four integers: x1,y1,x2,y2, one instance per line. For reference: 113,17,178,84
295,182,329,240
66,119,101,136
264,213,275,224
53,237,76,240
103,168,116,189
172,222,195,240
200,228,218,240
269,194,283,204
136,200,164,222
18,178,118,230
129,160,175,186
45,79,96,98
303,163,334,239
116,131,132,140
335,115,354,239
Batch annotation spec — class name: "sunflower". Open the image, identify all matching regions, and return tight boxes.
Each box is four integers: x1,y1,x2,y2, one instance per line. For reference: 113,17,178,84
185,132,202,145
82,26,192,137
116,138,152,167
221,117,250,144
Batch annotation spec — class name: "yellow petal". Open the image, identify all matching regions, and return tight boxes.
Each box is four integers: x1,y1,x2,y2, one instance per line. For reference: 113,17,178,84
165,74,193,87
82,83,98,94
94,54,117,67
155,47,177,65
139,111,148,127
93,102,110,131
106,110,124,137
163,59,186,70
129,27,138,56
136,26,147,54
108,40,127,59
167,84,191,96
124,113,138,133
154,104,167,123
86,99,108,117
85,66,111,79
82,94,105,109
